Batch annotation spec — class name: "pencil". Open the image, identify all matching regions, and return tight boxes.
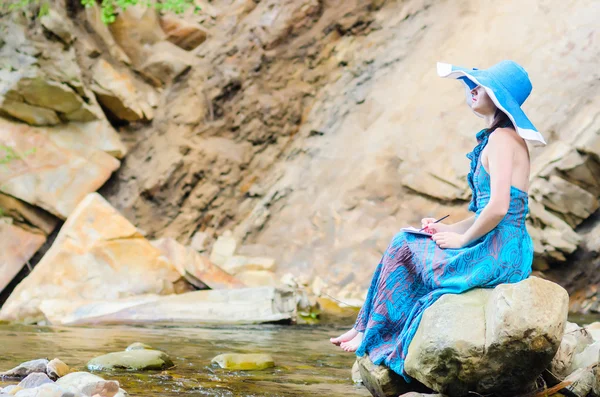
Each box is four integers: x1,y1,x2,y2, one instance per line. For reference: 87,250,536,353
419,214,450,232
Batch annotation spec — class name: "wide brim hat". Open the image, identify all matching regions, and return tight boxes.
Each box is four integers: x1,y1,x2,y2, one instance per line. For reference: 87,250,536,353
437,60,546,145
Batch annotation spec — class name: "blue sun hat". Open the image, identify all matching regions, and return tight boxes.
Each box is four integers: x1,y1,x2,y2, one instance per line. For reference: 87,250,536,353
437,60,546,145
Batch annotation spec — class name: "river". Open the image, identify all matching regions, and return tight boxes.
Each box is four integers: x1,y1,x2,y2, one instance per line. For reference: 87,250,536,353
0,322,371,396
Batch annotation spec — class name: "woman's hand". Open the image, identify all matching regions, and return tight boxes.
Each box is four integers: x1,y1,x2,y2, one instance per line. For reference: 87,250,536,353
421,218,451,234
431,232,467,249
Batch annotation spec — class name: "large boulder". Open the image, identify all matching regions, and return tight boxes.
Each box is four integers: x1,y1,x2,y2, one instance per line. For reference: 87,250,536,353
357,354,431,397
0,118,120,219
0,193,182,323
38,286,297,325
404,277,569,396
90,59,154,122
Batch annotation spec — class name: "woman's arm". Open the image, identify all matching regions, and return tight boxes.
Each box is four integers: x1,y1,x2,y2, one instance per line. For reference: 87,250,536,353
461,130,514,243
449,216,476,234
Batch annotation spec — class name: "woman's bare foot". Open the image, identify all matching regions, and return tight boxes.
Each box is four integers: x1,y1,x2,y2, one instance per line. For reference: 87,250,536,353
330,328,358,346
340,332,364,352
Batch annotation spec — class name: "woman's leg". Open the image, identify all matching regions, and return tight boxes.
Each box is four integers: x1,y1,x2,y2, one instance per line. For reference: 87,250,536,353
330,255,385,347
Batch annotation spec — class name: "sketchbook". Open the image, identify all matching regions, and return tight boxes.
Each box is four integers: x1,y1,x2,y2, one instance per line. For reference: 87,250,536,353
401,226,433,237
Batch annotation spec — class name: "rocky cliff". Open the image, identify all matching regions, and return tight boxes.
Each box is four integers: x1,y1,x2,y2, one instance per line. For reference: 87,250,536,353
0,0,599,310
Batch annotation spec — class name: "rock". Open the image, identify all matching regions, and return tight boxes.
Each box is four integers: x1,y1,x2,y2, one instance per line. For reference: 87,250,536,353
0,22,102,125
211,353,274,370
87,350,173,371
404,277,569,396
0,97,60,125
39,287,296,325
572,341,600,372
108,5,166,68
90,60,151,122
48,119,127,160
586,322,600,342
549,322,594,380
0,193,59,236
594,359,600,396
399,394,444,397
17,373,53,389
40,8,75,45
0,73,97,126
209,232,238,267
0,222,45,296
530,175,599,228
56,372,125,397
139,41,195,86
83,3,131,64
189,231,208,252
2,385,21,394
125,342,153,351
351,360,362,384
13,383,82,397
235,270,279,287
357,355,430,397
46,358,70,380
159,15,208,51
561,367,596,397
0,359,49,379
151,238,245,290
82,380,120,397
222,256,277,275
0,118,120,219
0,193,182,323
399,161,469,201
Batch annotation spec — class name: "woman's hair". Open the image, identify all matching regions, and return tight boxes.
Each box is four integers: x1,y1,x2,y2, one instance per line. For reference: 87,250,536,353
488,108,515,132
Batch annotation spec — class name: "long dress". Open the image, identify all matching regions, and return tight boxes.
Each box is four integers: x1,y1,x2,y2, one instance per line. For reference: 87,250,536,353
354,128,534,381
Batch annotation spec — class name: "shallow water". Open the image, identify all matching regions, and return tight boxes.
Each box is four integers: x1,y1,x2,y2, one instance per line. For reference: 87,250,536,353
0,323,371,396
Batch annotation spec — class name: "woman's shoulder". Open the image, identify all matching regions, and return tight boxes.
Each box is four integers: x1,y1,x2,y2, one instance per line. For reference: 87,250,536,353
488,127,523,147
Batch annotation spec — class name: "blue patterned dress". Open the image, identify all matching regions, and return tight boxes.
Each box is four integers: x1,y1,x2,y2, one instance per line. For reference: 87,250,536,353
354,128,534,381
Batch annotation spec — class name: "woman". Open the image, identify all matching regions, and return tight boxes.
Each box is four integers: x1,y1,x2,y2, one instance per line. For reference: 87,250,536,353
330,60,546,380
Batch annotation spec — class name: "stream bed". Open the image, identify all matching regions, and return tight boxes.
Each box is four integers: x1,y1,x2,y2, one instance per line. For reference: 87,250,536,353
0,322,371,396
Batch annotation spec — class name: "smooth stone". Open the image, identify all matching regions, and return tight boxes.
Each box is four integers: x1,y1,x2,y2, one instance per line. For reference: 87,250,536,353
211,354,275,371
13,383,83,397
572,341,600,372
46,358,70,380
55,372,126,397
17,373,53,389
0,359,49,379
87,350,173,371
2,385,22,394
404,277,568,396
125,342,153,351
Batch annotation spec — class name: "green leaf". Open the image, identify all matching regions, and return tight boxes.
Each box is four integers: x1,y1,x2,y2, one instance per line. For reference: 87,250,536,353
37,1,49,17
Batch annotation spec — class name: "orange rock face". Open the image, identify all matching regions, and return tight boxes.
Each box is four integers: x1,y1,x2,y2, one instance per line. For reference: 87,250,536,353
0,119,120,219
0,193,181,323
0,222,45,294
